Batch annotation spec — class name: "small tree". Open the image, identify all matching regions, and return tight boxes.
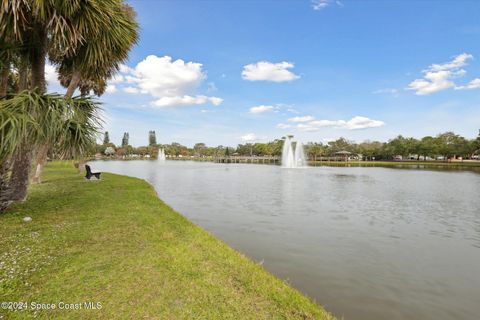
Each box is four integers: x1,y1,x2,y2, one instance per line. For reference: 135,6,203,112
105,146,115,156
121,132,129,147
473,130,480,154
116,148,127,157
194,143,207,157
136,146,148,156
103,132,110,145
149,130,157,146
148,146,158,159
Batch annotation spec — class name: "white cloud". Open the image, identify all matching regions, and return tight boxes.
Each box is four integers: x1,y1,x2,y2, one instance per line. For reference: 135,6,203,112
297,123,322,132
288,115,315,122
152,95,223,108
407,53,474,95
133,55,205,97
429,53,472,72
277,123,292,129
287,108,300,114
123,86,139,94
281,116,385,131
109,74,124,84
242,61,300,82
105,85,117,94
311,0,343,11
241,133,257,142
119,64,134,74
455,78,480,90
112,55,223,108
210,97,223,105
45,64,61,88
125,75,138,84
249,105,274,114
408,71,456,95
340,116,385,130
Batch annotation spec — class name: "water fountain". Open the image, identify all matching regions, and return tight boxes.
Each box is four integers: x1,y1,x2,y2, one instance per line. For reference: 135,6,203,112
157,148,166,162
281,136,307,168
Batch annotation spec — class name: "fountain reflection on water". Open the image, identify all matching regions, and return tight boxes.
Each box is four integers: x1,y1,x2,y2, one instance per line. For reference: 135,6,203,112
282,136,307,168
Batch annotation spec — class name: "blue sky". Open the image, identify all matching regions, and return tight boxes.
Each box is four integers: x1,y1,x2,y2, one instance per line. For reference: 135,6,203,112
48,0,480,147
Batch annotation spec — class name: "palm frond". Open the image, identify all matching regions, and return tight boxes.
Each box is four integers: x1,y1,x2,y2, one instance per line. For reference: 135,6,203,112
54,1,139,95
0,91,39,161
0,90,102,162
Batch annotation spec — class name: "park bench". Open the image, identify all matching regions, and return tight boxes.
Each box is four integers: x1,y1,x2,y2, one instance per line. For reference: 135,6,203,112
85,164,101,180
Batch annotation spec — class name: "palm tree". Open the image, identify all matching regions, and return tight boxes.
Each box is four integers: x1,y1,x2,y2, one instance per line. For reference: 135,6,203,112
1,0,87,200
31,2,139,183
56,2,139,98
0,91,101,211
0,0,137,204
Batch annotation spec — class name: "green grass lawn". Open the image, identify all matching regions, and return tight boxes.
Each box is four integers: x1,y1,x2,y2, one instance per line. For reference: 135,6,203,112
308,160,480,169
0,162,334,319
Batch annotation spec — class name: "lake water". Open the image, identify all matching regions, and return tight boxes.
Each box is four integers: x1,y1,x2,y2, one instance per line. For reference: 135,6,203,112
91,160,480,320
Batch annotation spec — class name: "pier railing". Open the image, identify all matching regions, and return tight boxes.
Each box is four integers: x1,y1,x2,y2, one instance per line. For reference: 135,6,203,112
214,156,280,164
167,155,362,164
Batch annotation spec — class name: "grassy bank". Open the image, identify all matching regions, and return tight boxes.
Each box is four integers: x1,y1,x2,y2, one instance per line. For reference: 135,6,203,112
308,160,480,169
0,162,333,319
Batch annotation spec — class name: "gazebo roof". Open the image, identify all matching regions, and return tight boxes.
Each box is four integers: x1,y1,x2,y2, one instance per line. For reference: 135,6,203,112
335,150,352,155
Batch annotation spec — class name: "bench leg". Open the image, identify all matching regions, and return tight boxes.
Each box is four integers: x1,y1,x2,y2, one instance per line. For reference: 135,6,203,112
94,173,101,179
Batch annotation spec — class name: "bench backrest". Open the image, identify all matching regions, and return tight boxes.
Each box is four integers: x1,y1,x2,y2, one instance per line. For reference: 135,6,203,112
85,164,92,175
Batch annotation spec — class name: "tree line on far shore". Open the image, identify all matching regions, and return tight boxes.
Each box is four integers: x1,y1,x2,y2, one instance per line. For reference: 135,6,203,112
94,131,480,161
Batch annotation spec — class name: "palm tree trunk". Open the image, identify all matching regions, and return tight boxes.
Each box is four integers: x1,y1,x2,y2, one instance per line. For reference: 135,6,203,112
0,63,9,98
33,71,82,183
65,71,81,98
0,159,12,212
18,64,29,91
8,146,35,201
8,30,47,201
30,38,47,92
32,145,49,184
